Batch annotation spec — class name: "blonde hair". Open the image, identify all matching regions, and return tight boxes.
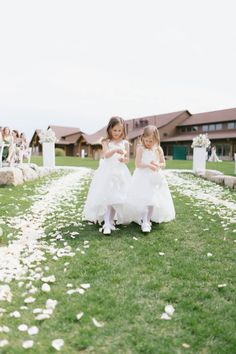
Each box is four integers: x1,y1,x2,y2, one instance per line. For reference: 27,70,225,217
104,116,127,141
139,125,160,147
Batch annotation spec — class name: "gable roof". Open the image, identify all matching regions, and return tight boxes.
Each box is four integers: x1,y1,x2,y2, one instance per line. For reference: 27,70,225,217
178,108,236,126
127,110,190,139
48,125,81,138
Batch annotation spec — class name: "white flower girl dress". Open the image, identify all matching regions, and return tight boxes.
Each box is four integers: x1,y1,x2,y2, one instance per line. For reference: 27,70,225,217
125,147,175,224
83,140,131,224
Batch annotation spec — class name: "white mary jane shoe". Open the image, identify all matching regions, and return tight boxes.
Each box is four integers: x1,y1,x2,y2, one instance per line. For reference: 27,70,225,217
103,225,111,235
141,222,151,233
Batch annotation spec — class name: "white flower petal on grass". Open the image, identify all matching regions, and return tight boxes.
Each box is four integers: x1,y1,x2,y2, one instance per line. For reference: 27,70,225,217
76,312,84,321
159,252,165,256
24,297,35,304
18,324,28,332
46,299,57,309
132,237,138,240
52,339,64,351
42,283,51,292
33,308,43,314
22,340,34,349
0,326,10,333
0,285,12,302
28,326,39,335
10,310,21,318
92,317,104,327
80,283,90,290
160,313,171,320
182,343,191,348
76,288,85,295
66,284,73,288
218,283,227,288
0,339,9,347
43,309,53,315
35,313,50,320
164,305,175,316
0,227,3,237
41,275,56,283
207,252,213,257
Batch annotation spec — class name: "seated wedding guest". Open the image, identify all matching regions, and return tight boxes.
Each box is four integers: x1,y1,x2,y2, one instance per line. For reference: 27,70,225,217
2,127,14,165
12,130,23,163
20,132,31,163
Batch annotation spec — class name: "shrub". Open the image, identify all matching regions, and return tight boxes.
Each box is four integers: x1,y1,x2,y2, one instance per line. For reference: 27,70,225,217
55,148,66,157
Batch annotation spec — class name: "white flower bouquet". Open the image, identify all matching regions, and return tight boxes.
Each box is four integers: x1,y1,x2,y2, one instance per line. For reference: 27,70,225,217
39,129,58,144
191,134,211,149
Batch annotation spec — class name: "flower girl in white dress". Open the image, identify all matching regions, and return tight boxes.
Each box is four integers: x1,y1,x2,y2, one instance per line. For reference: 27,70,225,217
83,117,131,235
125,125,175,233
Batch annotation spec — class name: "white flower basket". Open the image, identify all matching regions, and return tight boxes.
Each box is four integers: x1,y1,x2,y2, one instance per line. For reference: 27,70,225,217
42,142,55,168
193,147,207,173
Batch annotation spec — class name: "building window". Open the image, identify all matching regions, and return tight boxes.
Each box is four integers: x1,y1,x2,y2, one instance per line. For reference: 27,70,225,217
202,123,222,131
228,121,236,129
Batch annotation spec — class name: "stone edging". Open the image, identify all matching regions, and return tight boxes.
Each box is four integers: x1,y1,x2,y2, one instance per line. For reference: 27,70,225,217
0,164,54,186
195,169,236,189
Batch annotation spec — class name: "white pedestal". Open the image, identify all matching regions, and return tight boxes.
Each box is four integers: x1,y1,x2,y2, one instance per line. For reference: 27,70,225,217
42,143,55,168
193,147,206,173
234,153,236,174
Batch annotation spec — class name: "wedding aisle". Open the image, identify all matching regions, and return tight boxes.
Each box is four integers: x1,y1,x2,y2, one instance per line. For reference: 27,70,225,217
0,169,235,353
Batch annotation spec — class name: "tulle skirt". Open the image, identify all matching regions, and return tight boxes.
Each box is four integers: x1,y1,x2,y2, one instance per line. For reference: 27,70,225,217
83,158,132,224
123,168,175,224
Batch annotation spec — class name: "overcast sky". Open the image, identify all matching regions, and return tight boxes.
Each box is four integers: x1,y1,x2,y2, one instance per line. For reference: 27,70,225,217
0,0,235,139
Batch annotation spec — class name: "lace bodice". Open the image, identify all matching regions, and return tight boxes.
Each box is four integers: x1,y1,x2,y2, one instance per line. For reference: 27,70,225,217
141,148,160,164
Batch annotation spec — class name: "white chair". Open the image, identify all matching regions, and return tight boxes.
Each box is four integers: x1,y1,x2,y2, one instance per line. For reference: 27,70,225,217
0,142,5,168
24,147,32,163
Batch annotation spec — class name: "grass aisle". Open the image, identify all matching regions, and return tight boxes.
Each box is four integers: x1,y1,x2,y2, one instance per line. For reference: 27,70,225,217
0,169,235,353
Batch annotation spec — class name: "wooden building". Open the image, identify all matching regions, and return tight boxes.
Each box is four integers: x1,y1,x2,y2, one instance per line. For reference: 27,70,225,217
30,108,236,160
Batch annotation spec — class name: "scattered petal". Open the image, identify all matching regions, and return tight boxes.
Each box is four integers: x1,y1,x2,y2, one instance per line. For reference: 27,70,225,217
182,343,191,348
76,312,84,321
22,340,34,349
160,313,171,320
24,297,36,304
164,305,175,316
80,283,90,290
52,339,64,351
218,283,227,288
92,317,104,327
159,252,165,256
28,326,39,335
42,283,51,292
0,339,9,347
18,324,28,332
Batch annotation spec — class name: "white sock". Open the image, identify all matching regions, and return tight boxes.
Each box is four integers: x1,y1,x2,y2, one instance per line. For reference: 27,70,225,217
109,206,116,225
142,207,148,224
104,206,111,227
147,206,154,223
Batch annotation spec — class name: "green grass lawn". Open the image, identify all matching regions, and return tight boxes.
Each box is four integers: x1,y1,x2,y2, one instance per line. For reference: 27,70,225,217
0,171,235,353
31,156,235,175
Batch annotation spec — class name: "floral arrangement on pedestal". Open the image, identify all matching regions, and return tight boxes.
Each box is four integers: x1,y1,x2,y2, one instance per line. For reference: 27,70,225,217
191,134,211,149
39,129,58,144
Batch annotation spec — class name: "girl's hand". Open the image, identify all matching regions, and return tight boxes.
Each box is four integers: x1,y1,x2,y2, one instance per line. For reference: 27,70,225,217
149,163,157,171
116,148,125,155
150,160,158,167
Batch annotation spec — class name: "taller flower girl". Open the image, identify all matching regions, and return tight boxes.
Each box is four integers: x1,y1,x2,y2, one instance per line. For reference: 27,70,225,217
83,117,131,235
